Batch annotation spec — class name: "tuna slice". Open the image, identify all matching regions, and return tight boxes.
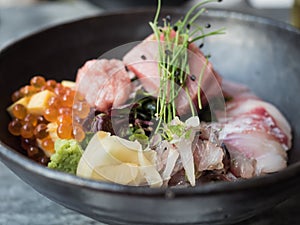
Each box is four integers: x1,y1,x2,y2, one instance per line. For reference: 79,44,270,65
123,34,222,115
75,59,132,112
218,81,292,178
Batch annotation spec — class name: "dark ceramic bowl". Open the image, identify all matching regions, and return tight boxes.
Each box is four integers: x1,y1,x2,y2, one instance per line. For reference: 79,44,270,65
0,9,300,225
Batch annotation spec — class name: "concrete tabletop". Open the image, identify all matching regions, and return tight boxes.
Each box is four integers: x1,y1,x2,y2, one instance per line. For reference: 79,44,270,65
0,1,299,225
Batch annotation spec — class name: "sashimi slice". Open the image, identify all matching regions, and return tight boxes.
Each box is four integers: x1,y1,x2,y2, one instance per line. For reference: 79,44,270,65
224,131,287,177
76,59,132,112
123,34,222,115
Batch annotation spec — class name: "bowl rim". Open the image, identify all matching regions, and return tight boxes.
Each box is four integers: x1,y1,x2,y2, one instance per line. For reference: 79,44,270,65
0,8,300,197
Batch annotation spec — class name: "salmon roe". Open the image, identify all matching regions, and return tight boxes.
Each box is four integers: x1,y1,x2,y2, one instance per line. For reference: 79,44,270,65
8,75,91,164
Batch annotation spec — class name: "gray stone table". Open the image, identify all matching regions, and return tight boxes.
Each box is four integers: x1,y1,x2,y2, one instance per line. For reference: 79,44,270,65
0,1,299,225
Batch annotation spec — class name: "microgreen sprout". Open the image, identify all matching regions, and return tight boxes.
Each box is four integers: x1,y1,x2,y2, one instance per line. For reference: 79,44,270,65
150,0,225,133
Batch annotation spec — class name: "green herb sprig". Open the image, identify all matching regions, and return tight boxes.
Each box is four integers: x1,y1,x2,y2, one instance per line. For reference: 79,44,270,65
149,0,225,133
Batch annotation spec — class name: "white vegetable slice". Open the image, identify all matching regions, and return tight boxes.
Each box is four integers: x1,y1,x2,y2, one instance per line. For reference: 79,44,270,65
77,131,163,187
169,116,200,186
95,163,139,185
162,147,180,181
176,139,196,186
138,149,163,187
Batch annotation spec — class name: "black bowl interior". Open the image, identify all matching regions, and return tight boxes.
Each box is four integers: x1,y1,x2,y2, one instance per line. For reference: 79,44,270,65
0,9,300,225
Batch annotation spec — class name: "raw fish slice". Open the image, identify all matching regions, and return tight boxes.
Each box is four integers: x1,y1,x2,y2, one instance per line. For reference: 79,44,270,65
123,35,222,115
220,113,290,150
217,81,291,178
194,140,224,172
219,80,292,149
224,131,287,177
76,59,132,112
226,99,290,131
224,99,291,147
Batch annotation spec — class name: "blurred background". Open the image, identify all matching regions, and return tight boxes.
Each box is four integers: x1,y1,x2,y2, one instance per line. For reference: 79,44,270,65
0,0,300,48
0,1,299,225
0,0,299,49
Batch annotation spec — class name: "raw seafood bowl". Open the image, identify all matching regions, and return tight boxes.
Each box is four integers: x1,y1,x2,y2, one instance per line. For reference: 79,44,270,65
0,9,300,225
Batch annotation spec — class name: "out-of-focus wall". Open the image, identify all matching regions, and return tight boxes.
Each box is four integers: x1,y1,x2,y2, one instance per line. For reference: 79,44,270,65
0,0,38,7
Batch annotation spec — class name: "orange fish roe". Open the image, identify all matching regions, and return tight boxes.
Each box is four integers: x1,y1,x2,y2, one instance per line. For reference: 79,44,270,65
8,75,91,165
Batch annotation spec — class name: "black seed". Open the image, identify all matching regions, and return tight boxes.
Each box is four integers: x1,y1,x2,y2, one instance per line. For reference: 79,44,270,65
166,15,171,22
125,66,129,72
190,74,196,81
218,0,222,2
205,23,211,28
186,24,191,29
173,26,178,31
164,147,168,151
199,43,204,48
141,55,147,60
165,49,172,55
159,28,163,32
